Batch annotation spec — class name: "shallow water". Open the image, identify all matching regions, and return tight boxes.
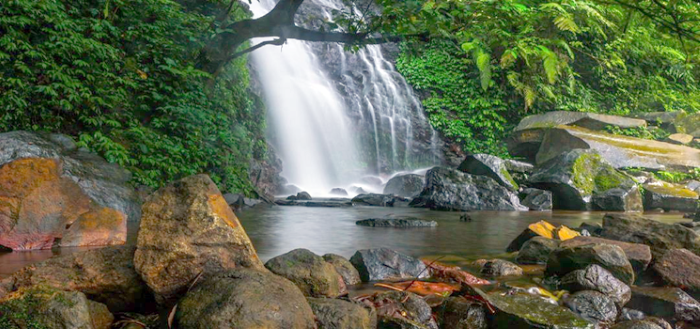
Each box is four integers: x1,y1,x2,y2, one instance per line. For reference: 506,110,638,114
0,205,687,278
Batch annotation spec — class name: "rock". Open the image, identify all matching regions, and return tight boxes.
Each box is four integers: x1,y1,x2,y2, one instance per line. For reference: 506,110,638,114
0,157,127,250
383,174,425,198
356,218,437,228
288,191,312,200
515,111,647,132
635,111,686,126
409,167,527,211
505,160,535,174
611,320,665,329
307,297,376,329
350,248,429,282
438,297,487,329
560,236,652,272
479,259,522,278
687,180,700,193
578,222,603,236
516,236,560,265
1,246,150,313
674,112,700,137
175,269,316,329
484,291,594,329
458,154,519,191
644,318,673,329
560,265,631,307
134,174,264,305
506,220,577,253
519,188,553,211
667,133,694,145
330,188,349,196
276,199,353,207
620,308,647,321
643,179,699,212
372,291,438,329
0,286,112,329
223,193,263,211
599,214,700,256
323,254,361,286
626,287,700,325
529,149,642,211
352,193,396,207
265,249,346,298
651,248,700,292
563,290,618,323
546,243,635,285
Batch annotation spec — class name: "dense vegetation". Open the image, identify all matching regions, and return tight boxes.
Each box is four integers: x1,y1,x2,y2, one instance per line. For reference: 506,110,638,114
0,0,266,194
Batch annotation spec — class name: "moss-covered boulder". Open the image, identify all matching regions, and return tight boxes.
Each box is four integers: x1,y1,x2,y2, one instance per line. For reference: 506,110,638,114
458,154,519,191
529,150,642,211
484,291,594,329
642,179,699,212
674,112,700,137
265,249,346,298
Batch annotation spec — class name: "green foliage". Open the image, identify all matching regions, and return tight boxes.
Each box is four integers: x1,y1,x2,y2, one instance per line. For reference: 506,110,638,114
0,0,265,194
604,125,671,140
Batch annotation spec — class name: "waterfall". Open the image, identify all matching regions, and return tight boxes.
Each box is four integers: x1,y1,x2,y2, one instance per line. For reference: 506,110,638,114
249,0,441,196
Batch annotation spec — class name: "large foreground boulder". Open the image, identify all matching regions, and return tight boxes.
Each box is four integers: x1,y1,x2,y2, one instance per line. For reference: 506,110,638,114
626,287,700,325
546,243,635,285
458,154,519,191
484,291,594,329
410,167,527,211
651,249,700,292
599,214,700,256
265,249,346,298
642,180,699,212
560,236,652,272
350,248,428,282
175,269,316,329
0,246,150,313
134,174,264,304
307,297,376,329
383,174,425,198
529,150,642,211
560,265,631,307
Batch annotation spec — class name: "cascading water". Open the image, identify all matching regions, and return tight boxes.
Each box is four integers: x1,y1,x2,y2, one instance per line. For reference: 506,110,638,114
250,0,441,196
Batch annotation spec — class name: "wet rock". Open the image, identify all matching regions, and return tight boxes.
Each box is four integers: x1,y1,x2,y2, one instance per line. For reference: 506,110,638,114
134,174,264,305
620,308,647,321
331,188,349,196
611,320,665,329
644,317,673,329
308,297,376,329
652,248,700,292
484,291,594,329
516,236,560,265
519,188,553,211
223,193,264,211
507,220,571,253
438,297,487,329
1,246,150,313
350,248,429,282
276,199,353,207
323,253,361,286
175,269,316,329
578,222,603,236
352,193,396,207
626,286,700,325
479,259,523,278
560,236,652,272
505,160,535,174
288,191,312,200
0,286,112,329
643,179,699,212
265,249,346,298
356,218,437,228
410,167,526,211
563,290,618,323
372,291,438,329
560,265,631,307
546,243,635,285
667,133,694,145
599,213,700,256
529,149,642,211
458,154,519,191
384,174,425,198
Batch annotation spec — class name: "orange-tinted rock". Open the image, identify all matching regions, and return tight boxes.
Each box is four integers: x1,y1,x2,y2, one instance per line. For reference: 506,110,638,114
60,207,126,247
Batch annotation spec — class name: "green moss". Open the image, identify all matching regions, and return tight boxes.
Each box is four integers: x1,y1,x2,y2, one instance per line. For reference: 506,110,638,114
571,153,599,195
486,292,593,328
644,181,699,198
500,167,519,190
594,167,627,192
0,286,56,329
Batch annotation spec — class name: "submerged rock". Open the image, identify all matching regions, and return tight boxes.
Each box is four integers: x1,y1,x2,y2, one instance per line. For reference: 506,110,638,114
356,218,437,228
563,290,618,323
599,213,700,256
516,236,560,265
560,265,631,307
352,193,396,207
175,269,316,329
651,248,700,292
323,254,361,286
410,167,526,211
626,287,700,325
458,154,519,191
265,249,346,298
560,236,652,272
134,174,264,305
383,174,425,198
642,179,699,212
519,188,553,211
484,291,594,329
307,297,376,329
546,243,635,285
350,248,428,282
371,291,438,329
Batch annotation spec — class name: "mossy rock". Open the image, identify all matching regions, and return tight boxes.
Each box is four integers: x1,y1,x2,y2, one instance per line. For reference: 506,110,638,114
484,291,594,329
643,179,699,212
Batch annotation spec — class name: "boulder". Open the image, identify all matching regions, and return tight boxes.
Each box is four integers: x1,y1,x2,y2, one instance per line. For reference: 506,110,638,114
371,291,438,329
438,297,487,329
686,180,700,193
563,290,618,323
458,154,519,191
276,199,353,207
409,167,526,211
223,193,264,211
175,269,316,329
350,248,428,282
356,218,437,228
483,291,594,329
505,160,535,174
599,214,700,256
626,287,700,325
514,111,647,132
642,179,699,212
479,259,523,278
383,174,425,198
635,111,686,127
307,297,376,329
651,249,700,292
0,157,127,250
352,193,396,207
506,220,577,252
323,254,361,286
330,188,349,196
546,243,635,285
134,174,264,305
560,236,652,272
515,236,560,265
611,320,666,329
620,308,647,321
1,246,150,313
518,188,553,211
289,191,312,200
528,149,642,211
667,133,694,145
265,249,346,298
559,265,631,307
0,286,112,329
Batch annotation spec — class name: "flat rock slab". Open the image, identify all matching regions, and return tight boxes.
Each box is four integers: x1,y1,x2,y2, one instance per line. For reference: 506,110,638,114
355,218,437,228
561,236,652,273
652,248,700,292
600,214,700,256
484,291,594,329
626,287,700,325
643,180,699,212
